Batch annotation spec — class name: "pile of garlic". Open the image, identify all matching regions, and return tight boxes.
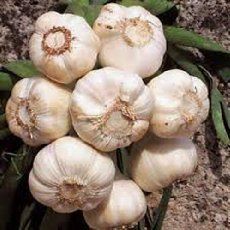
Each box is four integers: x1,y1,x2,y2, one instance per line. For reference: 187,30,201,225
5,3,209,229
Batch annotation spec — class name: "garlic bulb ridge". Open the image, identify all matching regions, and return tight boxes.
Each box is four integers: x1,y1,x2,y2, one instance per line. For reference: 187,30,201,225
94,3,167,78
129,133,198,192
148,69,210,138
70,67,154,152
83,174,147,229
29,136,115,213
29,11,100,84
6,77,71,146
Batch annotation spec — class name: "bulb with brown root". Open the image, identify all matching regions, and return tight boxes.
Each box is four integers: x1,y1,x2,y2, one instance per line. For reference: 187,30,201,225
70,67,154,152
6,77,71,146
29,11,100,84
93,3,166,78
29,136,115,213
148,69,210,138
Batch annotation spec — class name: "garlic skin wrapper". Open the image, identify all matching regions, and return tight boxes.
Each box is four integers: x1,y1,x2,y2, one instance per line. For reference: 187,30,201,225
6,77,71,146
94,3,166,78
83,175,147,229
129,134,198,192
70,67,154,152
29,11,100,84
29,136,115,213
148,69,210,138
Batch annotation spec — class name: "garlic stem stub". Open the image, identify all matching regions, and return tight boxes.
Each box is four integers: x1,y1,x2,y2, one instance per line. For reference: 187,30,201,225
148,69,210,138
70,67,154,152
94,3,167,78
83,175,147,229
6,77,71,146
29,136,115,213
129,133,198,192
29,11,101,84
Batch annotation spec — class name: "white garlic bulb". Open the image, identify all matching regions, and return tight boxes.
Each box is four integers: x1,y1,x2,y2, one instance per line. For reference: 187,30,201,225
83,174,147,229
70,67,154,152
29,11,100,84
148,69,210,138
93,3,166,78
6,77,71,146
129,133,198,192
29,136,115,213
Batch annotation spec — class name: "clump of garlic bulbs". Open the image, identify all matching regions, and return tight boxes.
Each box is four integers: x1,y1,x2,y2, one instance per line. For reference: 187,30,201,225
94,3,166,78
129,133,198,192
148,69,210,138
70,67,154,152
29,136,115,213
83,172,147,229
6,77,71,146
29,11,100,84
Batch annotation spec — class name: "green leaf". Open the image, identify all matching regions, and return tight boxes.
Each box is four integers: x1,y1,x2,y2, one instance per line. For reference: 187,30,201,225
167,45,206,82
0,114,7,129
152,185,172,230
145,0,175,15
164,26,228,53
91,0,108,4
211,88,230,145
84,5,102,26
3,60,39,78
0,72,13,91
121,0,175,15
221,101,230,130
0,128,11,140
218,66,230,82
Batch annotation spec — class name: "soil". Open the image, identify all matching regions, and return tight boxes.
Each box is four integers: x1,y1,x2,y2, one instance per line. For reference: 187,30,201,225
0,0,229,230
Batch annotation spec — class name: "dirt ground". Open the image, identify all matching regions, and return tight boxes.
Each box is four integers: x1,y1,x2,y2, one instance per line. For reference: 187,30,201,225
0,0,229,229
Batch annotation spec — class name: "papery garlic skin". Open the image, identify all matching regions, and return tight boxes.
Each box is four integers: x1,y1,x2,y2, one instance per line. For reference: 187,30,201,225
130,134,198,192
70,67,154,152
6,77,71,146
29,136,115,213
29,11,100,84
83,175,147,229
94,3,166,78
148,69,210,138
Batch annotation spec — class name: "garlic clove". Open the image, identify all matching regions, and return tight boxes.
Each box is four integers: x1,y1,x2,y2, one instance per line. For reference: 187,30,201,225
83,175,147,229
94,3,166,78
6,77,71,146
148,69,210,138
70,67,154,152
29,136,115,213
129,133,198,192
29,11,100,84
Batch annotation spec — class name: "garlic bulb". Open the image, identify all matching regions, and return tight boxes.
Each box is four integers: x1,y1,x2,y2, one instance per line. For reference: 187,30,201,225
93,3,166,78
6,77,71,146
29,11,100,84
148,69,210,138
29,136,115,213
70,67,154,152
83,174,147,229
129,133,198,192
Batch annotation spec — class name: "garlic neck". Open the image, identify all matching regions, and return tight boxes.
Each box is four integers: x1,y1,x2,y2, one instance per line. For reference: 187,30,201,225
42,26,72,55
16,98,36,139
121,18,153,47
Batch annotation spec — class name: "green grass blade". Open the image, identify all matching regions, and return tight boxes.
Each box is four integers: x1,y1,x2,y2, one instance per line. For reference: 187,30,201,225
211,88,230,145
167,45,206,82
3,60,39,78
164,26,228,53
0,72,13,91
151,185,173,230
